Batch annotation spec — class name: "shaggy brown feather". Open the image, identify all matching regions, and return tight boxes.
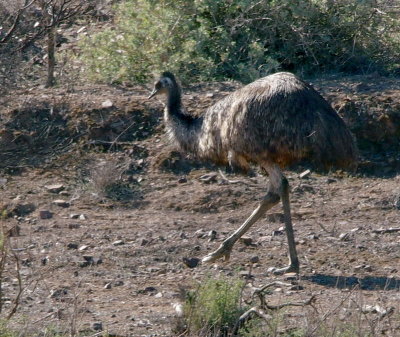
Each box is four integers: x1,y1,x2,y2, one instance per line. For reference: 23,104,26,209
150,72,357,172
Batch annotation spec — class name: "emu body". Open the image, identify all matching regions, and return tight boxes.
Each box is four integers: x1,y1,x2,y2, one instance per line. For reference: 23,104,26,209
149,72,357,273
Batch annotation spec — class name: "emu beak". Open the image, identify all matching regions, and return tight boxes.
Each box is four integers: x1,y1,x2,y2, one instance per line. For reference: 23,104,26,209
148,88,158,99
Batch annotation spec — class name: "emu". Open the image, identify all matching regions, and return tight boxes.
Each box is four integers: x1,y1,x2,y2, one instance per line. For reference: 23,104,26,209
148,72,357,274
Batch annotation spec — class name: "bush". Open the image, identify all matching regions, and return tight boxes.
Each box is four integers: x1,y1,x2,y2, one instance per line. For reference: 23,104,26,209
79,0,400,84
179,277,245,336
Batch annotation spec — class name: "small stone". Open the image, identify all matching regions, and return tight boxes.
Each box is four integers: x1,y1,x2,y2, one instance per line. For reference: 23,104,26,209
199,173,218,183
284,273,298,281
154,292,163,298
45,184,65,193
112,240,124,246
206,93,214,98
194,229,206,238
70,213,80,219
249,256,260,264
101,99,113,108
104,283,112,289
239,236,253,246
67,243,79,250
182,257,200,268
272,230,284,236
290,285,304,291
208,230,217,241
178,177,187,183
92,322,103,331
50,288,68,298
364,265,372,272
239,270,254,279
79,245,89,251
299,169,311,179
339,232,351,241
53,199,70,208
79,214,86,220
140,238,149,246
39,210,53,219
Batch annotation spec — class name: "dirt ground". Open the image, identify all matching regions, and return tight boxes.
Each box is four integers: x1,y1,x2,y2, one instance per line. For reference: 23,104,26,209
0,75,400,336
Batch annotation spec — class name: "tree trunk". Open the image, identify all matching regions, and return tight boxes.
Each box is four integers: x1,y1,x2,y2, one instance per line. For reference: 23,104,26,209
46,27,56,87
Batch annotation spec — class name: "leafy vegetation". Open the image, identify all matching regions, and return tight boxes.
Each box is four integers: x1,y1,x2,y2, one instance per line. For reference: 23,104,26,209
79,0,400,84
177,277,245,336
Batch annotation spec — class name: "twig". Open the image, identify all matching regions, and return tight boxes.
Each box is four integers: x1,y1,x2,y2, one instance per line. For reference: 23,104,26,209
7,249,23,319
372,227,400,234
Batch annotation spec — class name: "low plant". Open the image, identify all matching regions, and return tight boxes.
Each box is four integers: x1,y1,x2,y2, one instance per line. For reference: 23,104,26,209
89,159,133,201
177,277,245,336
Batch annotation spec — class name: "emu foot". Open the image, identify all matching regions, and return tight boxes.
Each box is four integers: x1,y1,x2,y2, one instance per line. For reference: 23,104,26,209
202,241,233,263
269,263,300,276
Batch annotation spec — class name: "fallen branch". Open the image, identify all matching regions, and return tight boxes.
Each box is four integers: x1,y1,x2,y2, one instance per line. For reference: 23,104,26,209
372,227,400,234
232,280,316,334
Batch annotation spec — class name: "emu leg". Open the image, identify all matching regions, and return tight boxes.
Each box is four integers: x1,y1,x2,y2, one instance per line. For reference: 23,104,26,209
264,163,300,274
272,175,300,275
202,188,280,263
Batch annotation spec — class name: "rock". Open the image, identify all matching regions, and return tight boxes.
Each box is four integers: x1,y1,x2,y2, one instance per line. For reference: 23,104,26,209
272,229,284,236
140,238,149,246
239,270,254,279
299,169,311,179
112,240,125,246
69,214,80,219
92,322,103,331
52,199,70,208
80,256,102,267
39,210,53,219
10,203,36,216
249,256,260,264
199,173,218,183
194,229,206,238
104,283,112,289
101,99,113,108
50,288,68,298
178,177,187,183
78,245,89,251
155,292,163,298
182,257,200,268
239,236,253,246
208,230,217,241
339,232,352,241
67,243,79,250
45,184,65,193
284,273,298,281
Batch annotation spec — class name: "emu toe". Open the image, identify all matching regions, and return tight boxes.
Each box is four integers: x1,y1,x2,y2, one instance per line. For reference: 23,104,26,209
270,263,300,275
202,243,232,263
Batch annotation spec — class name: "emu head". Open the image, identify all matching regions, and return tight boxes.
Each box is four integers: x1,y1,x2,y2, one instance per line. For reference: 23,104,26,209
148,72,177,99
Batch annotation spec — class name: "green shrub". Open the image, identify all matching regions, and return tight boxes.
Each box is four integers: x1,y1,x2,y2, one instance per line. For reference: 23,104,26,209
79,0,400,84
181,277,245,336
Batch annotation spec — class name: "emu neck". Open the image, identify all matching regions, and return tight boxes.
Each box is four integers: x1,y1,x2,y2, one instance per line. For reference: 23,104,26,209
167,86,182,115
164,86,202,155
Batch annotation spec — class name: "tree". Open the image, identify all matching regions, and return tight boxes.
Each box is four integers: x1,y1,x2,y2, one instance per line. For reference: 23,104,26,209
36,0,91,87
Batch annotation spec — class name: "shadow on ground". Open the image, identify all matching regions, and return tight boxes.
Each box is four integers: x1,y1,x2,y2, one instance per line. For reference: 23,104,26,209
305,274,400,291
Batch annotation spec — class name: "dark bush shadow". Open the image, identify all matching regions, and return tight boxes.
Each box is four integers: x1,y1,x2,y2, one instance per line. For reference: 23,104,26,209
304,274,400,291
